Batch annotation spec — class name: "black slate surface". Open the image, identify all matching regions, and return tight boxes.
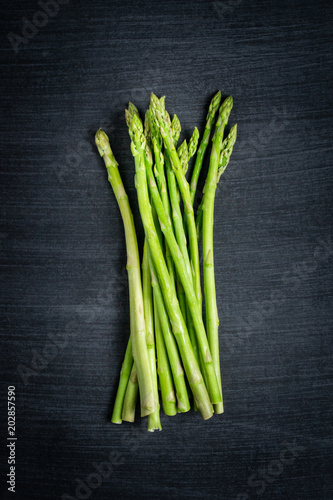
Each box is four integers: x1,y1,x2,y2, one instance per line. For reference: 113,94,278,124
1,1,332,499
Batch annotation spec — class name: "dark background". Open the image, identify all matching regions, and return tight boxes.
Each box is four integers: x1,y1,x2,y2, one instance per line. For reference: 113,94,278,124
1,0,332,499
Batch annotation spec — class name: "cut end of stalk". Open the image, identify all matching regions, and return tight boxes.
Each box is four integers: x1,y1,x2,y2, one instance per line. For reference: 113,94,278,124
148,425,162,432
177,398,190,413
111,417,122,424
148,409,162,432
213,402,224,414
195,399,214,420
122,413,136,423
163,403,178,417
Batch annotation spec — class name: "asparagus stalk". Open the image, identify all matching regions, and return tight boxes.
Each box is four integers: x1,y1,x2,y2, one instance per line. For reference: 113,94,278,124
165,119,193,282
115,253,140,424
95,129,156,417
122,364,139,422
145,148,222,403
153,293,177,417
128,111,213,419
147,102,222,405
154,322,177,415
111,336,133,424
167,115,190,324
166,131,197,392
196,122,237,240
150,93,202,314
147,244,190,413
202,98,234,414
142,241,162,431
147,108,177,295
149,204,177,416
166,157,192,282
190,91,221,206
149,203,189,413
165,147,198,377
169,118,202,397
149,108,169,212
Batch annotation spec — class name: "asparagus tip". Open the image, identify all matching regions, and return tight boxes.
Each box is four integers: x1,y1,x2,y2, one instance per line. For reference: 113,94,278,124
206,90,222,120
219,95,233,121
211,90,222,110
171,113,181,145
95,128,109,156
217,123,237,181
188,126,200,159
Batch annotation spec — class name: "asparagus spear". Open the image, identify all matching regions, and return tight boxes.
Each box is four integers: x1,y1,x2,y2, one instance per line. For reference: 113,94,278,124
166,144,203,408
145,108,198,405
188,127,200,167
150,93,202,314
166,154,192,281
128,111,213,419
111,336,133,424
177,139,189,173
144,115,190,412
167,115,191,344
147,244,190,413
202,98,235,414
149,205,190,414
153,291,177,417
148,98,222,405
190,91,221,206
149,205,177,416
146,108,177,295
142,241,162,431
166,126,192,339
95,130,156,417
145,145,223,403
116,253,140,424
171,113,181,146
217,124,237,182
122,364,139,422
196,122,237,239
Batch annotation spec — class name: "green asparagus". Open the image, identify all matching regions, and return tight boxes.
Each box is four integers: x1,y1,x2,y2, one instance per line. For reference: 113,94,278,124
95,91,237,430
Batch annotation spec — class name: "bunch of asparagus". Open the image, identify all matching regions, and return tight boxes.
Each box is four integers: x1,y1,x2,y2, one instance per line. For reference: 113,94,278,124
95,92,237,431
